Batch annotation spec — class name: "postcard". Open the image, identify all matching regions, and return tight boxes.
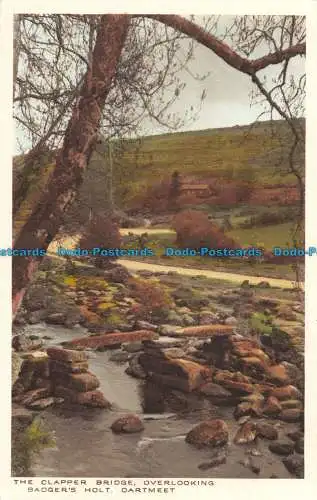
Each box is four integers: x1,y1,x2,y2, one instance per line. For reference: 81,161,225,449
0,0,316,499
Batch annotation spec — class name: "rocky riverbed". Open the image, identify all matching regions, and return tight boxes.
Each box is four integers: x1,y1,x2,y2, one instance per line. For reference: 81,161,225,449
12,258,305,478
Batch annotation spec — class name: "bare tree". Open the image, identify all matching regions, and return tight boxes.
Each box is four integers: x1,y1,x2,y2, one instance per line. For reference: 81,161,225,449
12,15,131,316
12,14,305,317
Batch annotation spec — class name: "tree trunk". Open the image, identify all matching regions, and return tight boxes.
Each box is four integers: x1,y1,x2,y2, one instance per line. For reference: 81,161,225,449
12,15,130,318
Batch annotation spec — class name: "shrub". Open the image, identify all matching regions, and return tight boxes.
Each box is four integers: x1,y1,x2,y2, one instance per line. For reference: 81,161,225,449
239,207,299,228
235,182,255,203
129,277,172,321
172,209,237,250
135,179,170,214
12,418,55,476
79,214,122,269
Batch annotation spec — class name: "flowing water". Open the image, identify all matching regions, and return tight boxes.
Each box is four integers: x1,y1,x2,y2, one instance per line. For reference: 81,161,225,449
21,324,298,478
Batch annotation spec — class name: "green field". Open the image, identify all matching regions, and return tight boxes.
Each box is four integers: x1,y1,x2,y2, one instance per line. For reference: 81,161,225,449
122,224,301,281
227,222,298,249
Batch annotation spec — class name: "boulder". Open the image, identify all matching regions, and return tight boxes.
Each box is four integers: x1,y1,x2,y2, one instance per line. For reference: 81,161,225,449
54,386,110,408
239,356,269,377
197,382,232,400
12,334,42,352
234,400,263,419
23,351,48,362
76,390,111,408
163,347,187,359
185,419,228,449
182,314,196,326
262,396,282,416
295,437,304,454
12,405,36,430
16,387,51,406
198,452,227,470
276,305,297,321
241,393,265,403
279,408,303,423
167,310,183,326
159,325,183,336
256,422,278,440
257,281,270,288
280,361,302,386
213,371,255,396
280,399,303,410
111,414,144,433
199,312,218,325
109,351,131,363
287,430,303,442
269,440,295,456
28,310,47,324
125,354,147,379
270,385,303,401
45,312,67,325
283,456,304,478
265,364,290,385
53,372,100,393
135,320,158,331
104,266,131,284
224,316,238,326
26,397,56,410
139,353,212,392
122,341,144,353
14,357,50,392
47,347,88,364
49,360,89,374
234,422,257,444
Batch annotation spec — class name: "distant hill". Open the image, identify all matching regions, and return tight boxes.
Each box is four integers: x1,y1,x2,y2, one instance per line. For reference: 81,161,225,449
112,118,305,208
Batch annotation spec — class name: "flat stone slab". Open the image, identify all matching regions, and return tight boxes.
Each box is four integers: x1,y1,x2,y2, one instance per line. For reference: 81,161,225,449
170,325,234,338
21,351,48,361
66,330,158,349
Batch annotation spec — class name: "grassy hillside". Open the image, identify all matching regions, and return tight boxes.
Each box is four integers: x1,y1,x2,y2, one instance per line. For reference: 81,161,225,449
113,119,305,207
13,118,304,224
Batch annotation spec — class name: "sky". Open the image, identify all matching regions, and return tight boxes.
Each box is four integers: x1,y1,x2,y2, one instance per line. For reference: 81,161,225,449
13,14,305,151
142,31,305,136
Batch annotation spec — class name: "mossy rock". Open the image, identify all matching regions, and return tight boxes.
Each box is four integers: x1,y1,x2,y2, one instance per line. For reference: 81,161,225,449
63,275,78,287
250,312,273,335
97,301,117,312
106,312,126,327
77,277,109,291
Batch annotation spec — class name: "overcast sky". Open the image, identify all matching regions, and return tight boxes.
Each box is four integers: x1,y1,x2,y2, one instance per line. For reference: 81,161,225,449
142,34,305,136
14,15,305,151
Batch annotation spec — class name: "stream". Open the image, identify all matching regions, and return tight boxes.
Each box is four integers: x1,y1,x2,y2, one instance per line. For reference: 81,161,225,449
23,324,297,478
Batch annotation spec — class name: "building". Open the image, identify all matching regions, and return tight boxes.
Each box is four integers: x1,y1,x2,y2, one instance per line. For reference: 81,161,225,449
179,183,210,198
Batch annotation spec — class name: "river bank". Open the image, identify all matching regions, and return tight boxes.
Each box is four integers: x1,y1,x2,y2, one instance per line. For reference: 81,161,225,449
12,257,305,478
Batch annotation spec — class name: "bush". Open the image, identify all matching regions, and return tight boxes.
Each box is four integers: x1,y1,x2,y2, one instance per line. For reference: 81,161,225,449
172,209,237,250
134,179,170,214
79,214,122,269
239,207,299,228
129,277,172,321
12,418,55,476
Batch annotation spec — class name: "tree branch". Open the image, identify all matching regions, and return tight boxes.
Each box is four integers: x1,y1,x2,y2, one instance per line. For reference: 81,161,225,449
144,15,305,76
